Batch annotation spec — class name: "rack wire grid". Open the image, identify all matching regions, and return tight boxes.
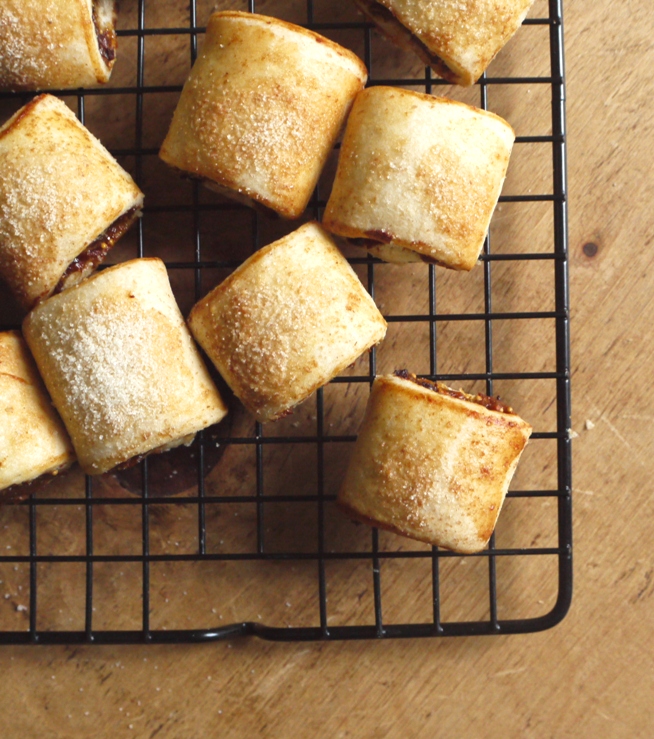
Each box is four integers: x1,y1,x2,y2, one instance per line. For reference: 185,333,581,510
0,0,571,644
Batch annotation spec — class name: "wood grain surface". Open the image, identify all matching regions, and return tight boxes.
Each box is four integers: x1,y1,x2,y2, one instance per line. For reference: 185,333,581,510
1,0,653,737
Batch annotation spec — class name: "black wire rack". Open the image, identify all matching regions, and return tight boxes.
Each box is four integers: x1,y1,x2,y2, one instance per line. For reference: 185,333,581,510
0,0,571,644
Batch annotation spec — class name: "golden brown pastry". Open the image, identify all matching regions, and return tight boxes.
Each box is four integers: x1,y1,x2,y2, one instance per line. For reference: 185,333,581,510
323,87,514,270
0,331,75,496
23,258,228,476
159,11,368,219
355,0,535,86
338,371,532,554
0,0,118,90
0,94,144,311
188,222,387,423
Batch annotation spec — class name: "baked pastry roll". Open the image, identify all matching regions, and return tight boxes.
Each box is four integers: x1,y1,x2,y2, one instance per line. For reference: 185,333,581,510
338,371,532,553
188,222,387,423
23,258,228,476
0,94,143,311
159,11,368,219
355,0,535,86
0,331,75,497
323,87,514,271
0,0,118,90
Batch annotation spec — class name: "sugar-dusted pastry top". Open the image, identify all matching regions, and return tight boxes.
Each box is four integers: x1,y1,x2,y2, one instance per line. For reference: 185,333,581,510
355,0,535,86
338,372,532,553
323,87,514,270
188,222,387,423
159,11,367,219
0,331,75,494
0,94,143,310
0,0,118,90
23,258,228,475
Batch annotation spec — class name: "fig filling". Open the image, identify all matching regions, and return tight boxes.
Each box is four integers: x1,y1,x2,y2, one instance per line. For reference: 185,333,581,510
54,207,139,295
92,3,117,65
356,0,460,84
394,369,514,414
346,238,449,268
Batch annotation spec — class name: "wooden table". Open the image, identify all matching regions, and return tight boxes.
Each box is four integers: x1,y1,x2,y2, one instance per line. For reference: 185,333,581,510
1,0,653,736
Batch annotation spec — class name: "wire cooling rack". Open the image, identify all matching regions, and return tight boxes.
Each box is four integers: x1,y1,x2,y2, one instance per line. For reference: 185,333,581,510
0,0,571,644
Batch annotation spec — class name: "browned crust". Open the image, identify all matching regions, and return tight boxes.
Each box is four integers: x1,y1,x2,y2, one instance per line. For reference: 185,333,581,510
331,86,514,149
211,11,368,81
160,14,367,220
0,95,144,309
355,0,534,87
0,2,117,90
187,223,386,423
0,94,47,142
337,373,531,554
336,499,481,553
23,258,227,475
323,86,514,269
